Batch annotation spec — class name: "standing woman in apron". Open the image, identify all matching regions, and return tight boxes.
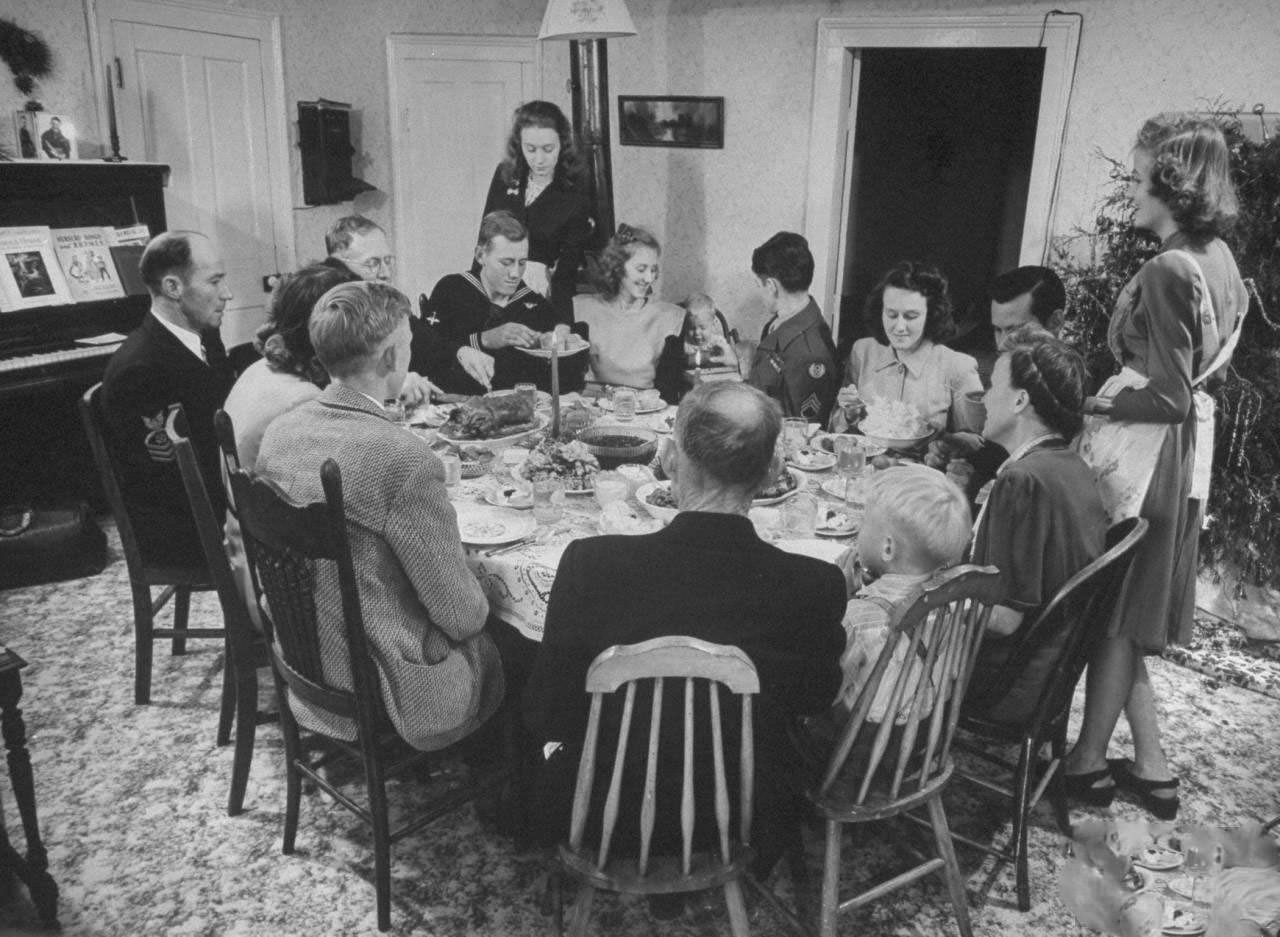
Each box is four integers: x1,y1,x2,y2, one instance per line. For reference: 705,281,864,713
1065,116,1248,819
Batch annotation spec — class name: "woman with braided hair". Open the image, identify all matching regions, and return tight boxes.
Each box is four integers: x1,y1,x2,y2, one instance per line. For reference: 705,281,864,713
965,326,1108,724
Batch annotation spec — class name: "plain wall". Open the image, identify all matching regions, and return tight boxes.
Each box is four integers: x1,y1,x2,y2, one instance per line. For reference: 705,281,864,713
6,0,1279,341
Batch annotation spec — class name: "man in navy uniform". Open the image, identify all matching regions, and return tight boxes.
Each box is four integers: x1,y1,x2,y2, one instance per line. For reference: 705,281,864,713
101,231,235,567
745,231,839,425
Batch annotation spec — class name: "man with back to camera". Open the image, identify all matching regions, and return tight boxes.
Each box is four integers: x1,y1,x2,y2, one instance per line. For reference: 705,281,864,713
319,213,439,403
523,381,847,897
255,280,504,751
925,264,1068,493
101,230,235,567
745,231,839,426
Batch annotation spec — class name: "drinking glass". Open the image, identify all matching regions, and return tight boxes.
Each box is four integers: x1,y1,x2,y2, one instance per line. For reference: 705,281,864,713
1182,839,1221,907
613,387,638,422
439,452,462,486
531,477,565,524
783,418,808,455
594,471,629,508
781,492,817,538
834,435,865,478
515,382,538,409
383,398,408,426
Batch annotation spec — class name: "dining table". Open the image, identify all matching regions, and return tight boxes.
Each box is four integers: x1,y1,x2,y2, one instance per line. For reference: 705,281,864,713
441,398,862,642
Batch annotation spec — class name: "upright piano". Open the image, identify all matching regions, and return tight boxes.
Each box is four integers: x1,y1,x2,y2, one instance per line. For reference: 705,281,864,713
0,161,168,507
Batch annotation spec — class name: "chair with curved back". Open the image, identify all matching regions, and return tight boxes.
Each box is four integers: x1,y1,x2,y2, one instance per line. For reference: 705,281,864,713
78,382,220,705
169,406,274,816
552,636,760,937
952,517,1149,911
227,456,503,932
808,564,1002,937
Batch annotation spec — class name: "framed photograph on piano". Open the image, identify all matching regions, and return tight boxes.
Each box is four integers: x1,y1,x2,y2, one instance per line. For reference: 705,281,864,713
0,226,73,312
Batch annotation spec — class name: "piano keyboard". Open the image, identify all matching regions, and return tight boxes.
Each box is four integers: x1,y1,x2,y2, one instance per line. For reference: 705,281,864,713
0,341,123,375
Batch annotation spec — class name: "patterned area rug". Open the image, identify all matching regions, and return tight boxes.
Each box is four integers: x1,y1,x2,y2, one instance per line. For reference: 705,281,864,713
2,525,1278,936
1164,615,1280,700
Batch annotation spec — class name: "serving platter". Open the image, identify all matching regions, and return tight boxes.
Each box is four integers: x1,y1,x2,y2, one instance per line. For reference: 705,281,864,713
454,505,536,547
437,412,548,443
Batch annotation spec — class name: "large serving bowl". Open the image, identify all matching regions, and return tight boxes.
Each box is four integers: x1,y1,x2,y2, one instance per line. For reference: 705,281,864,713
575,425,658,469
856,422,936,452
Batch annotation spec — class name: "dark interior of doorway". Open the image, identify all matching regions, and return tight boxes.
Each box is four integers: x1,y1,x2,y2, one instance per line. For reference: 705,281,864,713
838,47,1044,364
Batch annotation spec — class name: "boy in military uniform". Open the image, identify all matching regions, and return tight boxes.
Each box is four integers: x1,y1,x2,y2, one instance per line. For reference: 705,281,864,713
746,231,838,425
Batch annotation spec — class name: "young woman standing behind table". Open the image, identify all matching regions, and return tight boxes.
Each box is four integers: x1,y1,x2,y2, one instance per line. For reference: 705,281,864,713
831,261,984,435
1065,116,1247,819
481,100,591,323
573,224,685,402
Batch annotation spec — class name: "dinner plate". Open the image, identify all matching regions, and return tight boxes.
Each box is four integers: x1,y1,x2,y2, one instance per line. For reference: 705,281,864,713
483,486,532,510
814,505,861,537
788,447,837,472
820,475,868,505
454,505,536,547
1161,902,1206,935
1122,866,1155,893
812,432,887,458
754,468,805,506
515,336,590,358
597,397,667,415
1134,846,1184,871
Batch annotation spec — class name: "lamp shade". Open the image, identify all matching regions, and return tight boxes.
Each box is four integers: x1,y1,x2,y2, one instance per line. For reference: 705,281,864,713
538,0,637,40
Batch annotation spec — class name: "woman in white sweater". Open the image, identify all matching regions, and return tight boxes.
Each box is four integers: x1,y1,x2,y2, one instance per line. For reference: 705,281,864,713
573,223,685,401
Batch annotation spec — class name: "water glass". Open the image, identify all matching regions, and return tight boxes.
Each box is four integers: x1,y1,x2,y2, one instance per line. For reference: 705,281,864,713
780,492,817,538
515,382,538,409
783,418,808,454
531,477,565,524
594,471,629,508
439,451,462,486
834,435,865,478
613,387,638,422
383,398,408,426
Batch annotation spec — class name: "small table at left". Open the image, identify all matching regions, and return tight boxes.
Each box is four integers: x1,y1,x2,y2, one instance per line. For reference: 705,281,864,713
0,647,58,926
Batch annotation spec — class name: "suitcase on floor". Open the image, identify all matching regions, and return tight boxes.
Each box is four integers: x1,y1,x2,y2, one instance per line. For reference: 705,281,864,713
0,502,108,590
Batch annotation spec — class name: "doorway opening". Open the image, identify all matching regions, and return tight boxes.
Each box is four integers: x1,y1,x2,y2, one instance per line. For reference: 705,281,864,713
839,47,1044,358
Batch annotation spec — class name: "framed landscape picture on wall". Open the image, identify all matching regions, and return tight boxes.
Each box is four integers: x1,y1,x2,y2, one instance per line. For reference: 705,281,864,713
618,96,724,149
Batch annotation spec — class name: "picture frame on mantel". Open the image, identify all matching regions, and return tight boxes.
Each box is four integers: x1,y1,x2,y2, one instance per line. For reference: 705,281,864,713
618,95,724,149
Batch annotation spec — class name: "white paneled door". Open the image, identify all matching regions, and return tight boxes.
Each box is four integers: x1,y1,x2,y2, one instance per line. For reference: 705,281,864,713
93,0,293,348
388,37,540,306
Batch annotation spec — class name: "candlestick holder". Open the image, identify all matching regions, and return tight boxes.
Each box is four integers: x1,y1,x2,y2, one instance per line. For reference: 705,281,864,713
103,62,127,162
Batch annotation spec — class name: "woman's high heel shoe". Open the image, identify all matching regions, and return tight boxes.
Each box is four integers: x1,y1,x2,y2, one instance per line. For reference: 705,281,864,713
1055,765,1116,807
1108,758,1180,821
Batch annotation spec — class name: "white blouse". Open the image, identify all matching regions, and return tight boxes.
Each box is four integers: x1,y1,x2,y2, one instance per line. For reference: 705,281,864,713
574,293,684,389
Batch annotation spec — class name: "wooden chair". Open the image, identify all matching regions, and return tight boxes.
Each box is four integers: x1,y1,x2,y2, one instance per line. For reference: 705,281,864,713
553,636,760,937
169,408,275,816
808,564,1002,937
951,517,1148,910
228,457,503,932
78,382,220,705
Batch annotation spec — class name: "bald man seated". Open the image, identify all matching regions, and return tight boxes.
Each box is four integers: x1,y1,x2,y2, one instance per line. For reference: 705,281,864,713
523,381,847,882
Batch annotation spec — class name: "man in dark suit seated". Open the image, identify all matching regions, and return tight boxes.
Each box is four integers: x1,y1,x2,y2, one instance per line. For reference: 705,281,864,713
412,210,584,395
523,381,847,884
101,231,235,567
255,280,504,750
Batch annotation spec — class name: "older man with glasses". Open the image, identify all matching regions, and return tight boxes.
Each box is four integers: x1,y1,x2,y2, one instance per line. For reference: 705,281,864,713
319,214,439,403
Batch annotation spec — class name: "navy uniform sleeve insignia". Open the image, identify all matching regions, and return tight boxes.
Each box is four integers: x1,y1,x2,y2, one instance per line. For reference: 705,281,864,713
142,410,175,463
808,361,827,379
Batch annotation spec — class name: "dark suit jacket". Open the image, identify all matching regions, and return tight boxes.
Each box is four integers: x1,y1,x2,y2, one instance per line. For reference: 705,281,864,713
101,312,234,565
482,165,592,322
523,511,846,853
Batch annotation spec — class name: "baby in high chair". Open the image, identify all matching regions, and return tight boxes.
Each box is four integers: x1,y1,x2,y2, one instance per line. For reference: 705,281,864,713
680,292,739,369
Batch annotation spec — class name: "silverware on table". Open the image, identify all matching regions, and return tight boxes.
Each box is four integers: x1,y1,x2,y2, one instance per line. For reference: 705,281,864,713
484,537,534,557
